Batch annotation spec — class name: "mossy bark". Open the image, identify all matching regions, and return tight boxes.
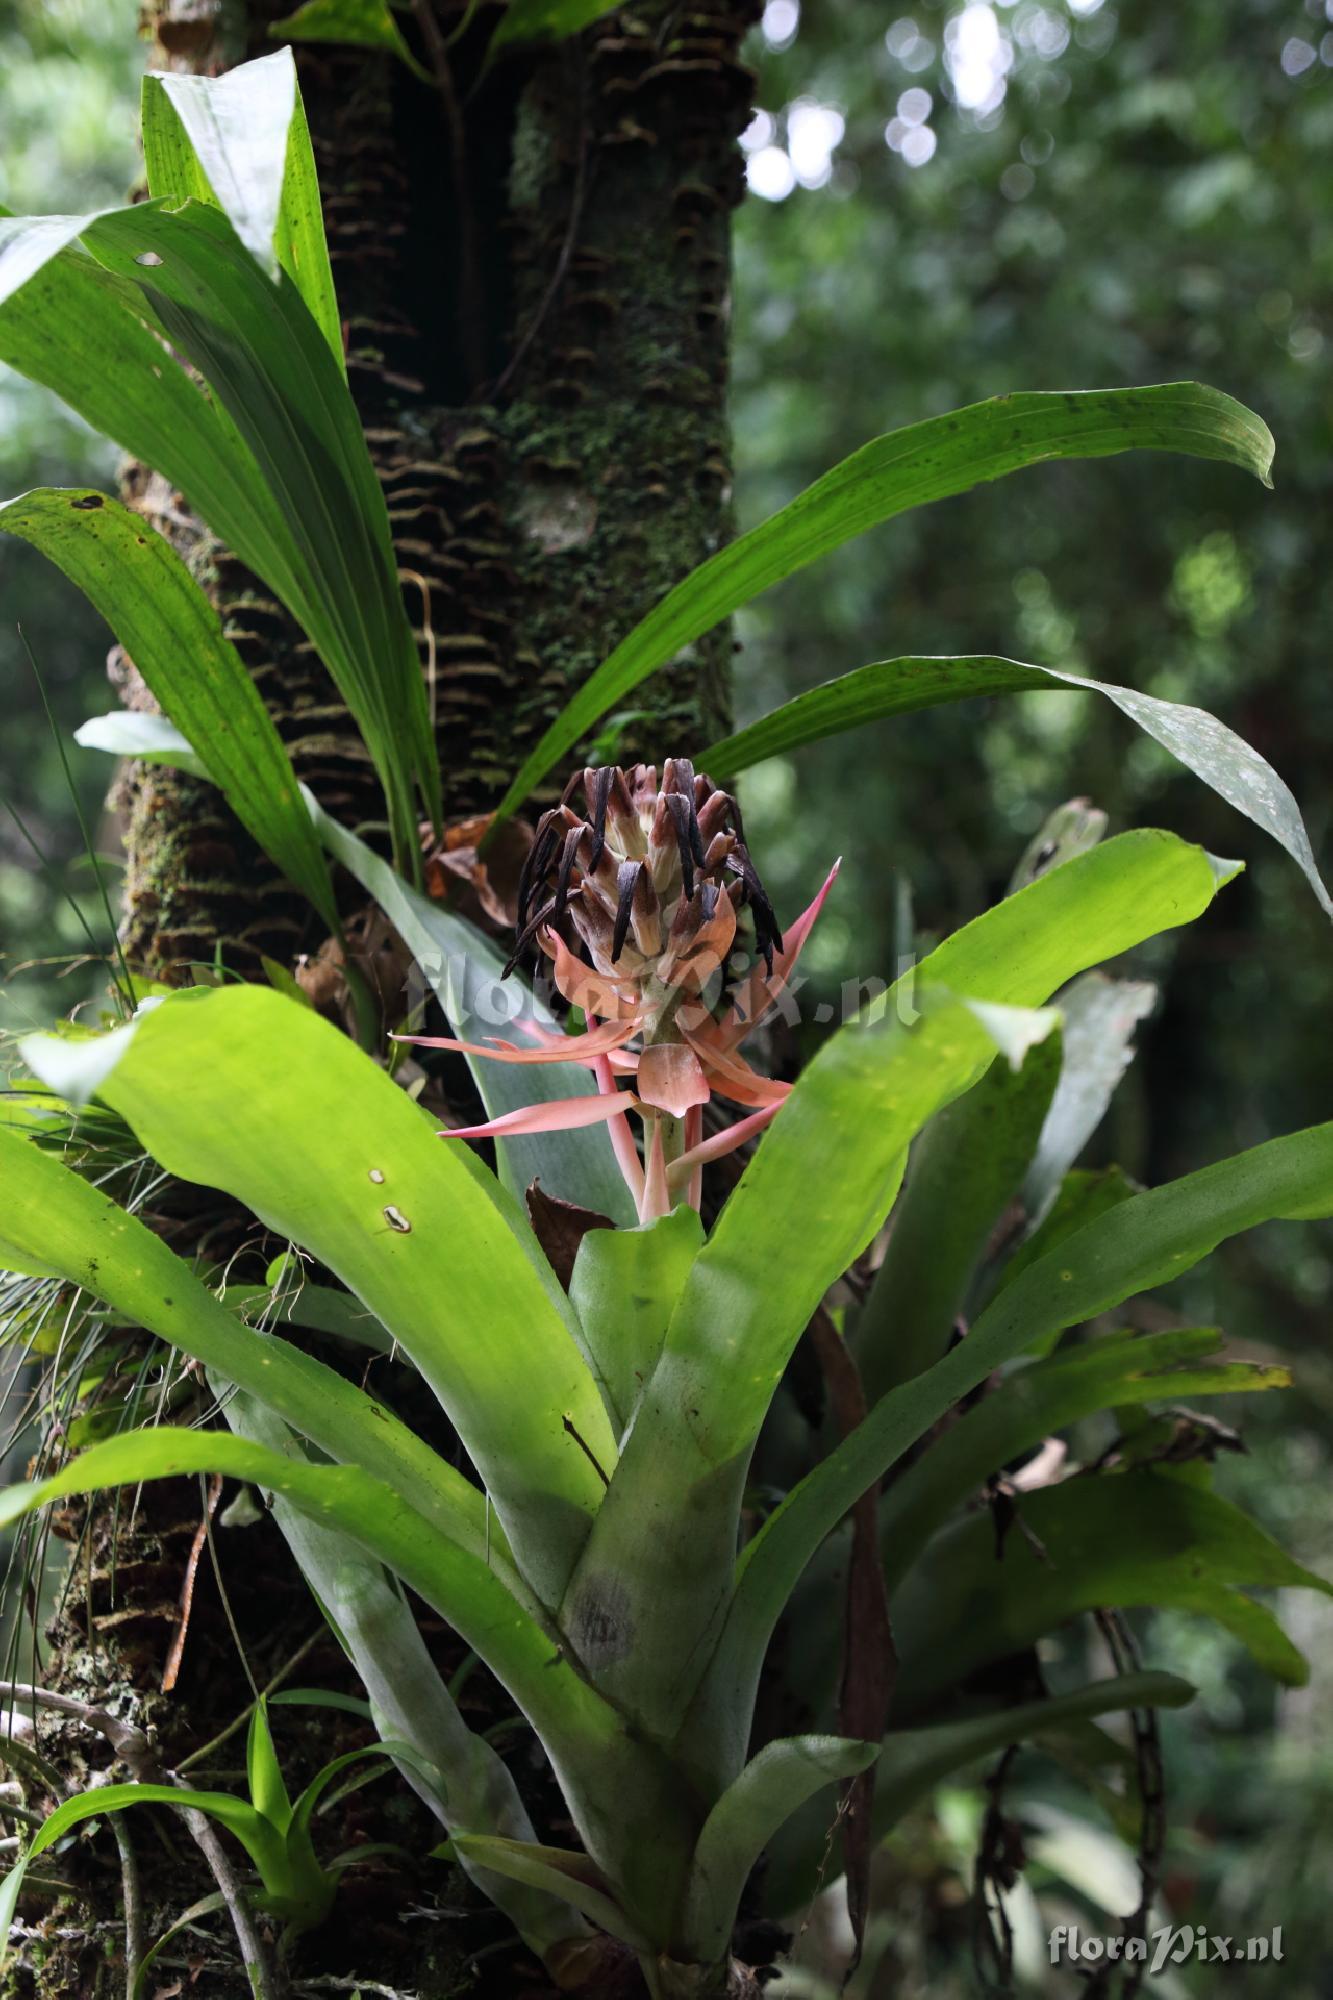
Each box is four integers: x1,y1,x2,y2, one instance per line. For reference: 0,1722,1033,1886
15,4,759,1996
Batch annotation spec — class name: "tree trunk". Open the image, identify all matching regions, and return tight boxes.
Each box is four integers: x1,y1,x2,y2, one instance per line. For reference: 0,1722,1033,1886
119,0,751,976
19,5,757,1996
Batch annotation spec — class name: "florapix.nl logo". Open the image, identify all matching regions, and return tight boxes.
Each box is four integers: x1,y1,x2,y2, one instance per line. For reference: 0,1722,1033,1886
1049,1924,1284,1974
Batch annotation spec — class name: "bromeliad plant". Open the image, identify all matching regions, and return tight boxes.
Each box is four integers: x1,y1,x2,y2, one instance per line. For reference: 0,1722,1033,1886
0,1696,404,1939
2,44,1333,2000
5,813,1333,1994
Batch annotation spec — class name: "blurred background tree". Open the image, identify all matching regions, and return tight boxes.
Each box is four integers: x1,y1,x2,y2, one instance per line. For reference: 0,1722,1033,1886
0,0,140,1032
0,0,1329,1991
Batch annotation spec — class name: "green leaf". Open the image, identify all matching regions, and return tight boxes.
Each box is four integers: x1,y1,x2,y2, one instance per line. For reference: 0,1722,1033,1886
222,1278,395,1354
703,650,1330,921
270,1690,375,1719
4,1778,287,1901
854,1029,1062,1406
1020,973,1157,1223
129,1893,231,2000
0,1125,495,1569
650,997,1062,1474
969,1121,1333,1362
229,1392,584,1959
892,1470,1333,1716
492,385,1274,821
246,1699,293,1834
880,1327,1293,1593
141,48,343,366
679,1734,878,1963
708,1122,1333,1777
0,490,338,931
271,0,432,81
564,992,1060,1745
569,1207,705,1437
85,198,438,860
74,711,208,777
489,0,622,54
0,215,300,605
448,1834,651,1952
759,1673,1195,1919
0,1428,626,1789
994,1165,1139,1297
576,830,1231,1759
23,984,615,1604
0,200,437,867
309,795,637,1225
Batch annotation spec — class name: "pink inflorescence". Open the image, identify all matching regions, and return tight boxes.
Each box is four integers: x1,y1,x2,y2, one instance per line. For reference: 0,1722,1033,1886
399,760,838,1222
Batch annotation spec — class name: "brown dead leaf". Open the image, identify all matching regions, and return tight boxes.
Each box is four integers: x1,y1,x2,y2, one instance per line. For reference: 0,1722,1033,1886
525,1181,614,1290
421,811,535,930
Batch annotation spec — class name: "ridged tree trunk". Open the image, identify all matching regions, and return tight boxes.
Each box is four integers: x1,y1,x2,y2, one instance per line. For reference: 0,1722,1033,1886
119,0,751,976
18,5,757,1996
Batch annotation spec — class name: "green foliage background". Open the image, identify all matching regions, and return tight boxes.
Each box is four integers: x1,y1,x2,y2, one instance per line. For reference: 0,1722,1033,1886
0,0,1329,1989
0,0,139,1032
729,3,1333,1987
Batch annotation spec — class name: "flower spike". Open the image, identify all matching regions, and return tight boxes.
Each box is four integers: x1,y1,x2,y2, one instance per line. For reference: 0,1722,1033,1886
432,758,833,1215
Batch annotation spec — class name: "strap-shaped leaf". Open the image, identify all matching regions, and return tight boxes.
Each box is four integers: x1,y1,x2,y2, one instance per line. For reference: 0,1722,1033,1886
0,1428,626,1783
678,1735,878,1963
493,386,1274,822
247,1699,293,1834
0,1779,287,1940
759,1672,1195,1920
0,198,437,867
996,1164,1138,1296
449,1835,651,1952
893,1469,1332,1717
225,1391,585,1958
703,651,1331,920
0,1126,497,1573
699,1120,1333,1778
562,992,1060,1745
855,1028,1061,1405
83,198,439,859
310,795,637,1225
881,1326,1292,1591
570,831,1229,1758
569,1207,706,1438
141,47,342,366
0,489,338,931
21,985,615,1604
782,1327,1294,1745
0,213,298,575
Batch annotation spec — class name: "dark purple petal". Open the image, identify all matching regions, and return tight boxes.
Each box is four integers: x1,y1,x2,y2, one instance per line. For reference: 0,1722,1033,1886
611,860,644,963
